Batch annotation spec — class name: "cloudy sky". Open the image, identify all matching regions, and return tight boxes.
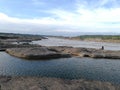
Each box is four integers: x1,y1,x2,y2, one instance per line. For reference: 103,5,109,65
0,0,120,35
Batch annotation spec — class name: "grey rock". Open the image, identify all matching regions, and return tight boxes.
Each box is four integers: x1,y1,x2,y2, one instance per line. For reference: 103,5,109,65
0,76,119,90
49,46,120,59
6,47,71,60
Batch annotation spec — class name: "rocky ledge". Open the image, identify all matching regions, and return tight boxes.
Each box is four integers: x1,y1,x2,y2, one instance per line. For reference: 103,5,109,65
0,76,120,90
6,47,70,60
5,46,120,60
48,46,120,59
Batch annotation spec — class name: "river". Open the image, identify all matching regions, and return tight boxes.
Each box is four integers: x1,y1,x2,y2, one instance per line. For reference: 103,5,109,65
33,37,120,51
0,52,120,84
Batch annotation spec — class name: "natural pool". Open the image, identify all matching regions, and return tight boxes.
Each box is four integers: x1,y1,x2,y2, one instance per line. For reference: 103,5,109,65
0,52,120,84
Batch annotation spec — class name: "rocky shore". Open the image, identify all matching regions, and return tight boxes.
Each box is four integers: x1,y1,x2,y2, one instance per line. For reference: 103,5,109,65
6,47,71,60
48,46,120,59
5,46,120,60
0,32,46,43
0,33,120,60
0,76,119,90
0,33,46,51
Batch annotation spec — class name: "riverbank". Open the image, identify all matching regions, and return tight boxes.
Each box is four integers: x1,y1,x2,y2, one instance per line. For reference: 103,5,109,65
0,76,120,90
69,35,120,43
70,38,120,43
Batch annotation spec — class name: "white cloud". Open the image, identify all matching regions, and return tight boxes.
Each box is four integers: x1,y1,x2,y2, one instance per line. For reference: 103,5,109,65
0,5,120,34
48,7,120,28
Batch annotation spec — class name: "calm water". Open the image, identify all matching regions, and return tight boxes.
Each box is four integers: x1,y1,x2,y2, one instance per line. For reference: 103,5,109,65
0,52,120,84
33,37,120,51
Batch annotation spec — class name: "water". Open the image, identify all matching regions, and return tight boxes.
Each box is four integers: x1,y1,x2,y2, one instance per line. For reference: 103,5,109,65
33,37,120,51
0,52,120,84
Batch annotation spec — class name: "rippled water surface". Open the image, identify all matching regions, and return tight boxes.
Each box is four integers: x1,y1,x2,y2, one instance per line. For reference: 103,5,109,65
33,37,120,51
0,52,120,84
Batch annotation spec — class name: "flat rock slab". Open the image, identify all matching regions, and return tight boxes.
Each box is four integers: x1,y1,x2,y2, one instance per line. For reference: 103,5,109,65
0,76,120,90
5,46,120,59
6,47,71,60
49,46,120,59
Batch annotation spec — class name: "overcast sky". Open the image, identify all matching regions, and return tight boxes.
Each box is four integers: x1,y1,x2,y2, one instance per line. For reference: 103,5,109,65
0,0,120,35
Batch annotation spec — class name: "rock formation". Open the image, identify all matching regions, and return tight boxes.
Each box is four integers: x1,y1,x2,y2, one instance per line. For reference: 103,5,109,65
6,47,71,60
49,46,120,59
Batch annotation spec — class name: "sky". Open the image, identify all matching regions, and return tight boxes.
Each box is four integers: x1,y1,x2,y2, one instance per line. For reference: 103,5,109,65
0,0,120,36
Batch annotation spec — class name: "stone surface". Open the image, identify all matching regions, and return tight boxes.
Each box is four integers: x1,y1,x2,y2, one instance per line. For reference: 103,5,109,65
6,47,71,60
4,45,120,60
49,46,120,59
0,76,119,90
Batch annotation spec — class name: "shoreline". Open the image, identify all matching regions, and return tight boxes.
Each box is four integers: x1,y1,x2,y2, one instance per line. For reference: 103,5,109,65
56,36,120,43
53,36,120,43
71,38,120,43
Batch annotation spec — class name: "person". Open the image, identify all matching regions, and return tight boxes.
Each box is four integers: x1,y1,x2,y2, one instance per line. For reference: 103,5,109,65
101,46,104,50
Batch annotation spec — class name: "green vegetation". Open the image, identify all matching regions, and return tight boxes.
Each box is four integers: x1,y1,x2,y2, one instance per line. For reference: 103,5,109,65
74,35,120,40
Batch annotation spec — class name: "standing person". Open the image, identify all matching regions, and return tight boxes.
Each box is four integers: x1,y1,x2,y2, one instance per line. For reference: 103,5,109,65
101,46,104,50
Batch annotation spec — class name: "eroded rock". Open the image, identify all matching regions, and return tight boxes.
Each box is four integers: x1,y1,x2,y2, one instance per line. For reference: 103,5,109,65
6,47,71,60
49,46,120,59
